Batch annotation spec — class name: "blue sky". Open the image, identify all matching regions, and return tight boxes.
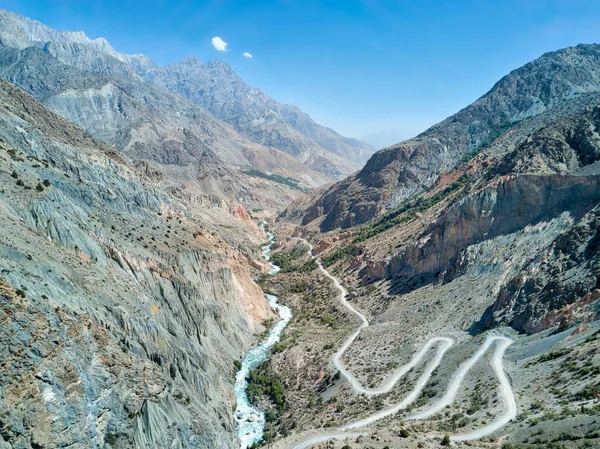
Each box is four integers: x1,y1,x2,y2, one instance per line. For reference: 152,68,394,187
3,0,600,148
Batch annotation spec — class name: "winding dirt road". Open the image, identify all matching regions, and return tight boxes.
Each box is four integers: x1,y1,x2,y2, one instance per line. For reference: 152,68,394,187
288,239,517,448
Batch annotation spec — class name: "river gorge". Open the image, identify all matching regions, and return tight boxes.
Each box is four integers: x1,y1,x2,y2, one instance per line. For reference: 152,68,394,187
234,226,292,448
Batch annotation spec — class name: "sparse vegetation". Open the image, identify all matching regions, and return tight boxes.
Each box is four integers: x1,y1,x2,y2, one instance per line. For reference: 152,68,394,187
242,169,311,193
461,120,518,162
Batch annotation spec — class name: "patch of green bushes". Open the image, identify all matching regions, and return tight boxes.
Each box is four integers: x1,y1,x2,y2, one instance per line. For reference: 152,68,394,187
242,169,310,193
270,246,316,273
246,361,286,411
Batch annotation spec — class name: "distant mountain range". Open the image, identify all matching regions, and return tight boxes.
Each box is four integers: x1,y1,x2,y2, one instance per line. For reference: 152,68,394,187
0,9,375,187
144,57,375,178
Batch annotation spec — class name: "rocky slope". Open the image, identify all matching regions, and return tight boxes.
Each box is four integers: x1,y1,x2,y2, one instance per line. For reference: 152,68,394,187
283,85,600,340
145,58,374,178
265,59,600,447
286,44,600,231
0,77,272,448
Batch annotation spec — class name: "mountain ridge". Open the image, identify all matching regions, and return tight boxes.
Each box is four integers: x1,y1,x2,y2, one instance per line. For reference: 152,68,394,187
0,8,374,181
0,76,273,448
0,34,331,210
285,43,600,231
144,56,374,179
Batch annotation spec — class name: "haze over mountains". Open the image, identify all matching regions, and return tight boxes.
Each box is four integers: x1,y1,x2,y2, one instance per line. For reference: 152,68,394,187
2,6,600,449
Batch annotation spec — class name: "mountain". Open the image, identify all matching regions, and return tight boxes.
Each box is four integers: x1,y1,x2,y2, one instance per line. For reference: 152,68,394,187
278,43,600,340
286,44,600,231
0,43,334,207
4,7,600,449
277,41,600,340
276,86,600,348
144,58,375,179
263,46,600,448
0,9,375,182
0,12,340,211
0,8,154,73
0,77,272,448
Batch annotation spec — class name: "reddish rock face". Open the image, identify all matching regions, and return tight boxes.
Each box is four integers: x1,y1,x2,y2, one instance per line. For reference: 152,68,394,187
533,289,600,334
229,203,254,225
386,174,600,296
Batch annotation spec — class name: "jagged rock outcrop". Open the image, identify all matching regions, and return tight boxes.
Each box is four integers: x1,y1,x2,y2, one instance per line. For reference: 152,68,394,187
0,78,270,448
473,208,600,334
498,103,600,175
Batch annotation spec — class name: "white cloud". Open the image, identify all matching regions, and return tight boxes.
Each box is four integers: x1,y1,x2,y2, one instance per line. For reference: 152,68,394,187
211,36,228,51
243,52,253,58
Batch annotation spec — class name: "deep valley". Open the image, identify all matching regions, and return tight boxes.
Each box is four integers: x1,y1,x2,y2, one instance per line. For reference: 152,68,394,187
0,7,600,449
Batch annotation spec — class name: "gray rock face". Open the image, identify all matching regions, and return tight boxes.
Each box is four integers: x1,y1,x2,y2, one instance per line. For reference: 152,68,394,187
0,78,272,448
289,44,600,231
0,9,155,73
473,207,600,334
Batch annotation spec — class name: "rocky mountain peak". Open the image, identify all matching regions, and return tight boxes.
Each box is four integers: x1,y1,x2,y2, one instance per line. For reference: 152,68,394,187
290,43,600,231
180,55,203,65
0,9,155,72
205,58,236,71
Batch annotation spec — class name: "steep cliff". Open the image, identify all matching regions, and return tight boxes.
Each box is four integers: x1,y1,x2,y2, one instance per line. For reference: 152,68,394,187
0,78,270,448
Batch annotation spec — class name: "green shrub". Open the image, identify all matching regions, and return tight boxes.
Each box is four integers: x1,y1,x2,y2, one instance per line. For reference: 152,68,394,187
246,362,286,411
242,169,310,193
233,360,242,372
